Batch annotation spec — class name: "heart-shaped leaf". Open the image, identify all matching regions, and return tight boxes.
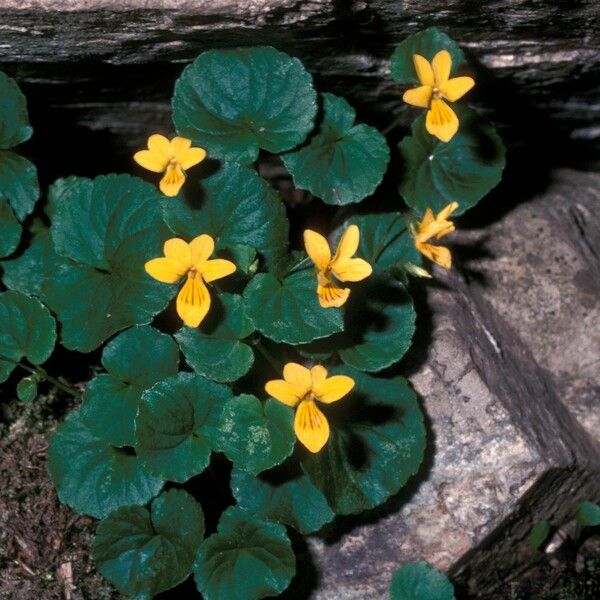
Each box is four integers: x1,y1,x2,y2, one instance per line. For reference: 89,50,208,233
173,46,317,164
231,461,335,534
244,268,343,345
216,395,295,475
0,291,56,383
0,71,32,148
194,506,296,600
390,27,465,85
42,175,174,352
48,410,164,519
0,196,21,258
94,489,205,599
398,108,506,215
135,372,232,482
282,93,389,205
301,367,426,515
162,162,289,271
0,151,39,222
390,562,455,600
80,326,180,447
176,294,254,383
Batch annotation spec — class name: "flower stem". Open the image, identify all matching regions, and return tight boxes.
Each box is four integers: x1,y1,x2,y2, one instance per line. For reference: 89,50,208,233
251,340,281,374
0,355,81,398
382,113,404,136
287,255,311,275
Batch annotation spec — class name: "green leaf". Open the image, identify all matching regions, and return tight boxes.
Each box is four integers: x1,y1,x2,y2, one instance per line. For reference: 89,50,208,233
135,372,232,482
48,409,164,519
527,520,551,550
0,71,32,148
194,506,295,600
42,175,174,352
0,196,21,258
80,326,180,447
173,46,317,164
94,489,205,599
231,461,335,534
1,227,60,295
16,375,38,403
301,367,426,515
0,291,56,383
176,294,254,383
244,268,343,344
390,27,465,85
390,562,455,600
398,108,506,216
162,162,289,271
282,93,389,205
0,151,39,221
217,395,295,475
575,501,600,528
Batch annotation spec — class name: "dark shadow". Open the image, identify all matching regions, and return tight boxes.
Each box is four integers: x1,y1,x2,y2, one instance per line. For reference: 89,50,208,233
278,529,320,600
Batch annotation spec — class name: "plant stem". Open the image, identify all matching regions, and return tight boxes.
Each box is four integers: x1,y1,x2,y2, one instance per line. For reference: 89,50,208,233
0,355,81,398
287,255,311,275
382,113,404,136
252,340,281,374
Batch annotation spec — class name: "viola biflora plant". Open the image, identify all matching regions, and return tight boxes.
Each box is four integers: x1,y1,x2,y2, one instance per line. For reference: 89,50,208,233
0,27,505,599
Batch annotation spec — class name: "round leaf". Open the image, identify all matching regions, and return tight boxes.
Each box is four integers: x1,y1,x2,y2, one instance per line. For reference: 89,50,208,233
0,71,32,148
16,375,38,403
43,175,174,352
48,409,164,519
135,372,232,482
194,506,296,600
231,462,335,534
94,489,205,599
0,291,56,383
217,395,295,475
0,196,21,258
390,562,455,600
173,46,317,163
575,501,600,528
244,269,343,344
398,108,506,215
282,93,389,205
161,162,289,271
176,294,254,383
390,27,465,85
80,326,180,447
0,151,39,221
301,367,426,515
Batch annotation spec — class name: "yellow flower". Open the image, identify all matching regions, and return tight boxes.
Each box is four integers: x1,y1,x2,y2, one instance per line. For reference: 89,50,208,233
403,50,475,143
265,362,354,453
133,134,207,197
145,235,236,327
413,201,459,269
303,225,372,308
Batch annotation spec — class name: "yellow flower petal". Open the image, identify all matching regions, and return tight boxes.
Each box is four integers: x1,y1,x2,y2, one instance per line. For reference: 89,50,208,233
144,257,188,284
189,234,215,266
425,98,459,143
303,229,331,272
160,163,186,197
403,85,433,108
133,149,168,173
332,224,360,263
413,54,434,87
169,136,192,159
419,208,435,231
313,375,355,404
179,147,207,170
265,379,305,407
432,50,452,86
294,399,330,453
283,362,312,390
163,238,192,269
310,365,328,389
317,282,350,308
416,241,452,269
331,257,372,282
176,275,211,327
147,134,171,160
441,76,475,102
200,258,236,283
438,201,459,221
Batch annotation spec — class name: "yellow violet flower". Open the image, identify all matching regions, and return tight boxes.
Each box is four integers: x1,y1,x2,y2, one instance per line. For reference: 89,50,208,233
133,134,207,197
403,50,475,143
303,225,372,308
145,235,236,327
265,362,354,453
413,201,459,269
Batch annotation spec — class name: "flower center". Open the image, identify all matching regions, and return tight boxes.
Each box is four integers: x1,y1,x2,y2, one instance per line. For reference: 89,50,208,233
432,87,442,99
